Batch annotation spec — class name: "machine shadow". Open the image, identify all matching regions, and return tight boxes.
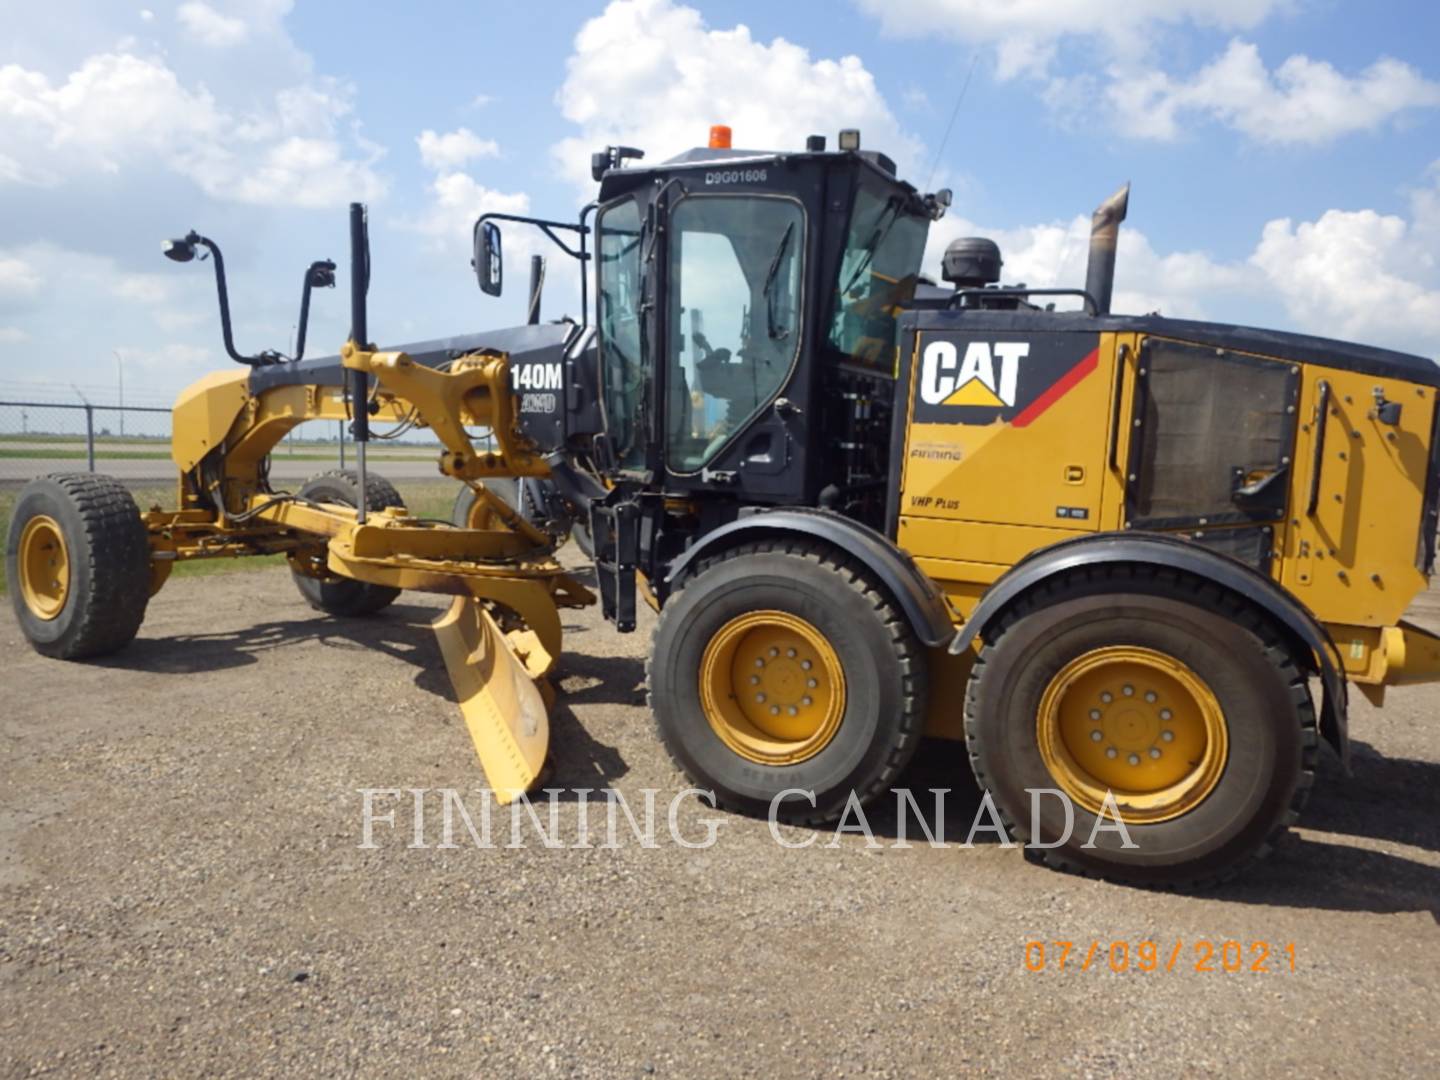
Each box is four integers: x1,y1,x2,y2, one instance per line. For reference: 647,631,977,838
100,602,636,790
845,738,1440,921
99,602,451,676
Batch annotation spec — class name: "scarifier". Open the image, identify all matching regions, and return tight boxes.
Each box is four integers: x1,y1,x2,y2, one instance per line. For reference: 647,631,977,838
10,126,1440,886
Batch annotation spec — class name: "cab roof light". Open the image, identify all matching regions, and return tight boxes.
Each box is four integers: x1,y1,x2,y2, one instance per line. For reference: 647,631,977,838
709,124,732,149
838,128,860,151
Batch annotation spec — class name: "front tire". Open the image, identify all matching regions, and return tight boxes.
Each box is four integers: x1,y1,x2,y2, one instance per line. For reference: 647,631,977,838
649,540,927,822
965,567,1317,887
6,473,150,659
290,470,404,616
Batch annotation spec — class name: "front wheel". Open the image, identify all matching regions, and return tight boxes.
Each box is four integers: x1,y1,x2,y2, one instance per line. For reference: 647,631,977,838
964,567,1317,887
649,540,927,822
6,473,151,659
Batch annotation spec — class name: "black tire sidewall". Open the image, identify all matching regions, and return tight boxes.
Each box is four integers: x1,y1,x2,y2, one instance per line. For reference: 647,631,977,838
292,472,402,615
652,550,911,820
971,591,1303,881
6,476,148,657
8,483,94,649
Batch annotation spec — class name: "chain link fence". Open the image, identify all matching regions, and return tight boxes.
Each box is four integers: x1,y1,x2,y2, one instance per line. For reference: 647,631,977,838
0,400,460,488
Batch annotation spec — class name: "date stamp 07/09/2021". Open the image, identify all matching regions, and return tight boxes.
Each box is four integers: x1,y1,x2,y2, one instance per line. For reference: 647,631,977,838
1023,940,1299,974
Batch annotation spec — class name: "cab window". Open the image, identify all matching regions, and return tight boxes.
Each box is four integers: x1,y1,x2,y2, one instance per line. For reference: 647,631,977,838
596,198,646,471
829,184,928,366
666,196,804,473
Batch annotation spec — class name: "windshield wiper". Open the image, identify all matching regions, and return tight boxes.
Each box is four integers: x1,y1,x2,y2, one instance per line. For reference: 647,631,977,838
762,222,796,341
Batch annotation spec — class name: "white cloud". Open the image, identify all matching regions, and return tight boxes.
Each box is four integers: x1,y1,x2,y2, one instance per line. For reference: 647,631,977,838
405,172,530,251
1111,40,1440,144
552,0,921,191
855,0,1284,77
177,2,249,47
417,127,500,171
0,326,29,344
0,49,384,206
924,209,1255,320
1251,208,1440,354
0,255,45,301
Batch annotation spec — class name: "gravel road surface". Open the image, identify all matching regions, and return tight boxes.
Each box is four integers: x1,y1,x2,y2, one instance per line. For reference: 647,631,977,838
2,565,1437,1077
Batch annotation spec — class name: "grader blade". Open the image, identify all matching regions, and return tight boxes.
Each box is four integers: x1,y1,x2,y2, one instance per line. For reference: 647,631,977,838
432,594,554,804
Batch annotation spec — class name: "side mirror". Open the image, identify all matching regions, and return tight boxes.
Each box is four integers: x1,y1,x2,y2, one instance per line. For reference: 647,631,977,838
474,219,503,297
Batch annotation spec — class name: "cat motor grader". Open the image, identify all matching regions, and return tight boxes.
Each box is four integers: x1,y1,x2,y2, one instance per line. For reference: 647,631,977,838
9,126,1440,886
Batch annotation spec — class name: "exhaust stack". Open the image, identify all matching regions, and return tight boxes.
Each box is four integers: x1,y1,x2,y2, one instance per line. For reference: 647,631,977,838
1084,183,1130,315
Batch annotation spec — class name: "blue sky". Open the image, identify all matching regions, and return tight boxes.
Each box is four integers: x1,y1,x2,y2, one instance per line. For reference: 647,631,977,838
2,0,1439,407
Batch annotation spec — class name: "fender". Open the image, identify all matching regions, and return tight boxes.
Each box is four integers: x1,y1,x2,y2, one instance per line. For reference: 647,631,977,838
950,532,1350,764
664,508,955,648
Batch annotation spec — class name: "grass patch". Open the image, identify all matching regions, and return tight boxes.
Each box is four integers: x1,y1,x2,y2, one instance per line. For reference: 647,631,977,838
0,478,462,597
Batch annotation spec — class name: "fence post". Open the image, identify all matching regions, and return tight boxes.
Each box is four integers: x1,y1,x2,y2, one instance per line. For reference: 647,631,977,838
84,405,95,472
338,420,346,469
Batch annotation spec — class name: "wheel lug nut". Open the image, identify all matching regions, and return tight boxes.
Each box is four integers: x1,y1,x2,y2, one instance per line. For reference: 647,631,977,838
786,648,797,658
1159,708,1172,721
1128,753,1141,766
1149,748,1162,759
1161,730,1175,742
768,647,779,658
1105,747,1118,759
787,706,798,716
769,706,780,716
1089,709,1102,721
1122,685,1134,697
807,678,818,689
1144,691,1157,703
749,675,760,685
1090,730,1103,742
800,660,812,671
754,658,764,668
755,693,766,703
1100,692,1113,703
801,696,812,707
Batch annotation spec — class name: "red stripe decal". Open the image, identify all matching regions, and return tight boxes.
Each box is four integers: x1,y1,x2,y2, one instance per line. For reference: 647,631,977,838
1011,348,1099,428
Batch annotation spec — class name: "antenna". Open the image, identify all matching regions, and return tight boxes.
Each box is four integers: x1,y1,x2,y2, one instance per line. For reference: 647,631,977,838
924,51,980,191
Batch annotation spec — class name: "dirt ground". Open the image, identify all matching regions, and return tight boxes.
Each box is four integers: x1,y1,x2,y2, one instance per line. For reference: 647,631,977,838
2,562,1437,1078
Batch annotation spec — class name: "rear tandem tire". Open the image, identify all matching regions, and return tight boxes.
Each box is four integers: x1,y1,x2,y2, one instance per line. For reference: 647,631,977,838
290,469,404,616
964,566,1318,888
5,472,150,659
648,539,927,823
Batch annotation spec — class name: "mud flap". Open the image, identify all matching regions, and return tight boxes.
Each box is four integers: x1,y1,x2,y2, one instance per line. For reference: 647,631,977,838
432,595,553,803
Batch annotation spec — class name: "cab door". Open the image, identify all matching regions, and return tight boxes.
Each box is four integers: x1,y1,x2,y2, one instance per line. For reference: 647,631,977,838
661,194,807,500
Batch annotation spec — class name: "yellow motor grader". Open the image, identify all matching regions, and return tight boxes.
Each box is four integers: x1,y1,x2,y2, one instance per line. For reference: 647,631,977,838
9,127,1440,886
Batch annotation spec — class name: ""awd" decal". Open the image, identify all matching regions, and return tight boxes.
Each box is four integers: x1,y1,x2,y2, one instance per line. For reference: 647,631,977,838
920,341,1028,408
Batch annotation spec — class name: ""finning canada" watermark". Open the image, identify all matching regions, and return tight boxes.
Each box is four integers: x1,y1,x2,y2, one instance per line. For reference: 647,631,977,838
356,786,1138,851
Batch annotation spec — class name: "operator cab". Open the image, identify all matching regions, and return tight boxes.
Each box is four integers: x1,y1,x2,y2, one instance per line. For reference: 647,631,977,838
581,128,949,527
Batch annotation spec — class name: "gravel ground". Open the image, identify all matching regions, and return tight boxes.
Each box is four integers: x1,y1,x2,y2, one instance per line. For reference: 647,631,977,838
2,561,1438,1078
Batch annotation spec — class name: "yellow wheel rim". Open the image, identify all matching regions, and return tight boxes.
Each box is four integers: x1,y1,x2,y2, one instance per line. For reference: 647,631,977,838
18,514,70,621
1036,646,1228,824
699,610,846,765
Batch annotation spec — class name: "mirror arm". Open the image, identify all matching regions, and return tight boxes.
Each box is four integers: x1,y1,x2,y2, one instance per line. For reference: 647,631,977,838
476,212,591,262
190,233,278,367
291,260,336,363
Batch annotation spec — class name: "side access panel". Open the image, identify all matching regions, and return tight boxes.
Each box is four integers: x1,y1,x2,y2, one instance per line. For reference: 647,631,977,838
890,322,1126,613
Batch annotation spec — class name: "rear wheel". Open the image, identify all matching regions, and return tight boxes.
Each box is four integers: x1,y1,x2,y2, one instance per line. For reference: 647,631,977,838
649,540,926,822
290,470,404,616
965,567,1316,887
6,473,150,658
